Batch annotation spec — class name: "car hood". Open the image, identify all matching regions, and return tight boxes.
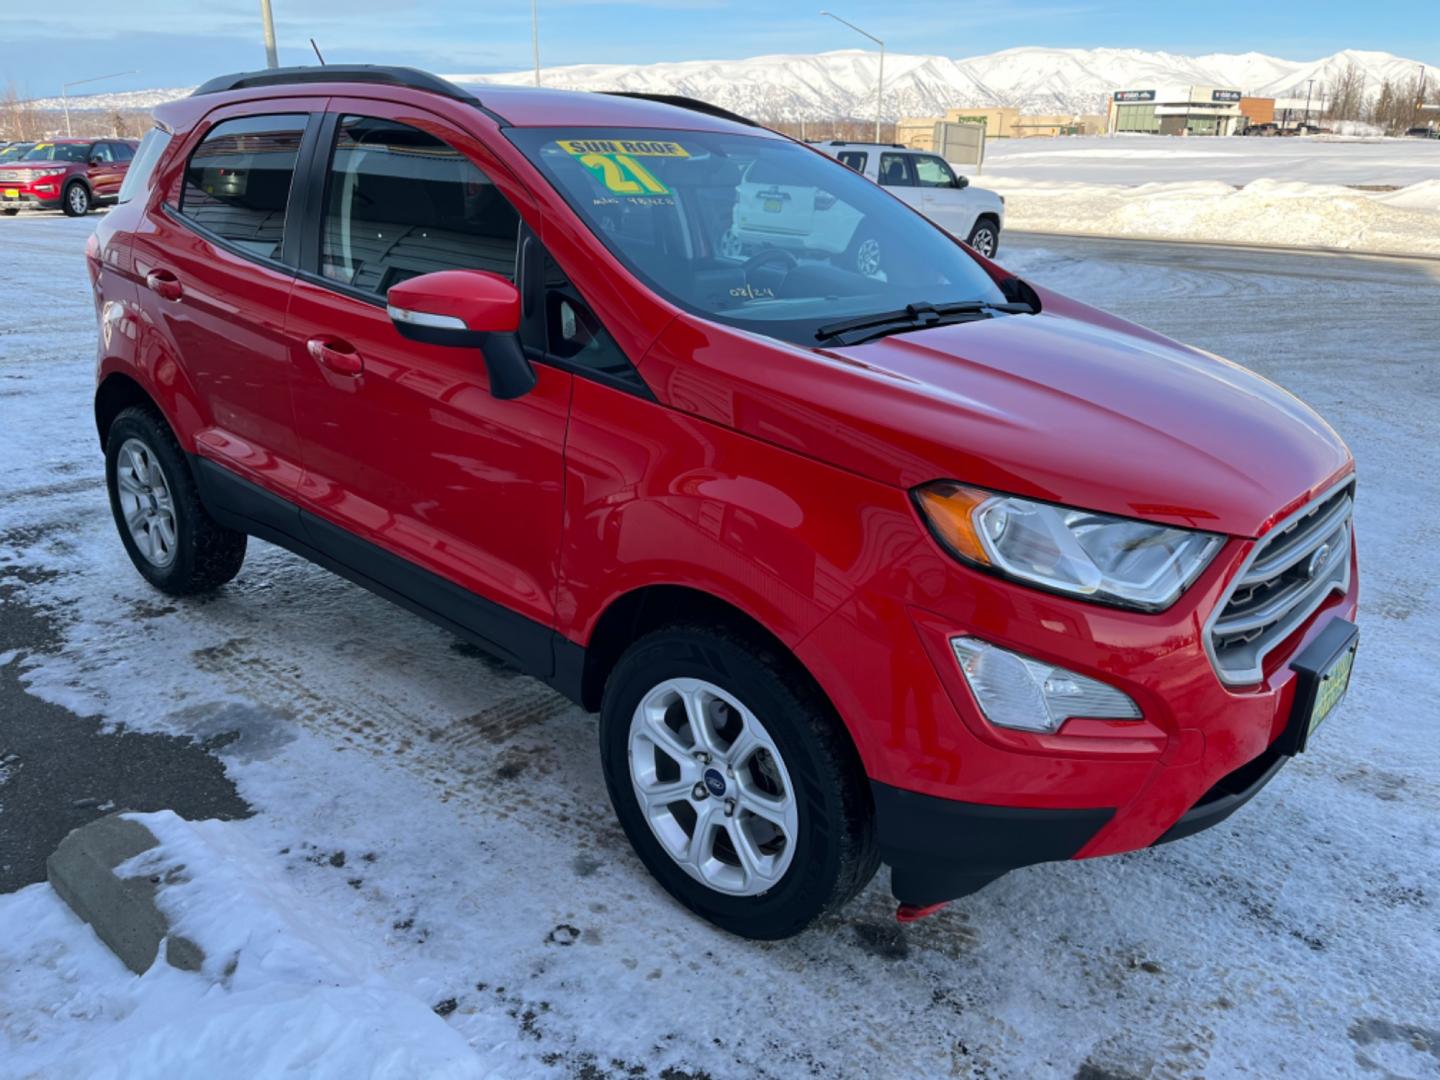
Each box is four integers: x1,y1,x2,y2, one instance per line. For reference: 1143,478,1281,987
640,294,1351,537
0,161,75,171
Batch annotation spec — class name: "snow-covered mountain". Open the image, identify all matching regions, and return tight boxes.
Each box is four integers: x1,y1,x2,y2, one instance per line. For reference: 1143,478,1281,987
28,47,1429,121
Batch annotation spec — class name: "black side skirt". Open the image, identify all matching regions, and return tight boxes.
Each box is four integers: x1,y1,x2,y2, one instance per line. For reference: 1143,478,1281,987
190,455,586,706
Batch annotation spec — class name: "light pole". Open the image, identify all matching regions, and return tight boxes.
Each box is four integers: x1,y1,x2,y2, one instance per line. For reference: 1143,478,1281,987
61,71,138,137
531,0,541,85
1303,78,1314,131
820,11,884,143
260,0,279,68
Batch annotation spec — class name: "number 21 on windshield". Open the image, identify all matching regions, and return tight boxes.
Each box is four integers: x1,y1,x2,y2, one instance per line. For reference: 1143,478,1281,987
577,153,670,196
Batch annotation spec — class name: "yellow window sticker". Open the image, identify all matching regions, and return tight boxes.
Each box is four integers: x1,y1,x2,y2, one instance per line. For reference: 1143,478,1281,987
557,139,689,158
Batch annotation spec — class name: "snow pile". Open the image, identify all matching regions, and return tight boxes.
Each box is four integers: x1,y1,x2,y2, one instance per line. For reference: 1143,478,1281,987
985,175,1440,256
0,812,486,1080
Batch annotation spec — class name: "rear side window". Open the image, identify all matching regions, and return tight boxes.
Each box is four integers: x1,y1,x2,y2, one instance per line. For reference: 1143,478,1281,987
836,151,868,173
321,115,520,296
113,142,135,162
118,129,171,204
180,114,307,258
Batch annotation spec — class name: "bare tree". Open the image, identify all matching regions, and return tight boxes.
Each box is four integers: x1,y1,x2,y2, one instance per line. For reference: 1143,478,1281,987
108,110,129,138
2,81,41,141
1323,61,1367,123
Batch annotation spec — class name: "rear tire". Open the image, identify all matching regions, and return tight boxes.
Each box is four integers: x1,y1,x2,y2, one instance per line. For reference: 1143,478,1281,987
105,406,247,595
599,624,878,939
62,182,90,217
967,216,1000,258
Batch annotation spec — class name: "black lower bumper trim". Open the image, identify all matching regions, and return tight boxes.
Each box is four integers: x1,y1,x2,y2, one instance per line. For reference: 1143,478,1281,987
1154,746,1288,846
871,782,1113,906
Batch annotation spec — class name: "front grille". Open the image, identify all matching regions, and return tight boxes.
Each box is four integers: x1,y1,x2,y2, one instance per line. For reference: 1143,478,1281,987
0,169,27,183
1206,480,1354,687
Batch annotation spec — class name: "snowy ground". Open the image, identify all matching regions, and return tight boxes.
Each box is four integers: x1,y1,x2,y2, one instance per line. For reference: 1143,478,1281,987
981,135,1440,187
1,215,1438,1079
973,136,1440,257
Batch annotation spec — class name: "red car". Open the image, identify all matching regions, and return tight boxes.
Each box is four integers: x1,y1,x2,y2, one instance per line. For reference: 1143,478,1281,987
1,137,137,216
88,67,1359,940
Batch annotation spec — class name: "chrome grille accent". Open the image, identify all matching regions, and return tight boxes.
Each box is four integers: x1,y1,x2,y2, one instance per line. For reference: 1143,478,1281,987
0,169,28,183
1206,479,1354,687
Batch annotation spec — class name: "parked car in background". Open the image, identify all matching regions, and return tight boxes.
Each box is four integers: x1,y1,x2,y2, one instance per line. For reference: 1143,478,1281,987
0,141,37,163
817,141,1005,257
1405,126,1439,139
1244,123,1280,137
0,138,138,216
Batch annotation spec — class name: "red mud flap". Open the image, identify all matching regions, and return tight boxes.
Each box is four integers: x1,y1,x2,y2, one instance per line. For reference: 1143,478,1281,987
895,901,949,924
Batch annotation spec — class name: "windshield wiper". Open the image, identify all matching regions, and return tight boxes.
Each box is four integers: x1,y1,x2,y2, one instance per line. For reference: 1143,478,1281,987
815,300,1033,347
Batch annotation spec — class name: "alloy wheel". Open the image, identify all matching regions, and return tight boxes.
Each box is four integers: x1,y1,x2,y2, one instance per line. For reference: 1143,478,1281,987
627,677,799,897
115,437,178,567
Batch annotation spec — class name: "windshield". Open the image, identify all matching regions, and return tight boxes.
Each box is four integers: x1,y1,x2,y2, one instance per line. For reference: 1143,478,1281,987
21,142,90,163
0,143,35,162
507,127,1005,346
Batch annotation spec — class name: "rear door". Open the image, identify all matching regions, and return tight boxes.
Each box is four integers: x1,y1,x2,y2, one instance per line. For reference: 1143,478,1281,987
876,152,921,213
281,103,572,662
129,107,317,497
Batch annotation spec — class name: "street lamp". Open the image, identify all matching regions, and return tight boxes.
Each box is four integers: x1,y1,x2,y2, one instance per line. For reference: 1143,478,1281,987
820,11,884,143
531,0,541,85
61,71,138,137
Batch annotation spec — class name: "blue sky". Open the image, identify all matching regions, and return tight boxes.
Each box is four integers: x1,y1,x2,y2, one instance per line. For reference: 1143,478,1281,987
3,0,1432,98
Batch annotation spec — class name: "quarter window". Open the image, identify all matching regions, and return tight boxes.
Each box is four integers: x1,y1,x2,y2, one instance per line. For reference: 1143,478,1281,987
180,114,307,259
321,115,520,296
877,153,914,187
118,128,173,204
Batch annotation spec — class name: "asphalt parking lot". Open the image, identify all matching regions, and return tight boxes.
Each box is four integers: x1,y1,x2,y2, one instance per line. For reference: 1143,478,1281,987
1,214,1437,1078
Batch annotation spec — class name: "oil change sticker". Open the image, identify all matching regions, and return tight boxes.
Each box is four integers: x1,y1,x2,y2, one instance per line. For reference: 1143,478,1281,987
559,138,686,197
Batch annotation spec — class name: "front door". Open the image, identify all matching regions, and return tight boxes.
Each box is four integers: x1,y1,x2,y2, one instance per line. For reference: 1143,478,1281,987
129,110,313,496
283,106,571,662
912,154,976,239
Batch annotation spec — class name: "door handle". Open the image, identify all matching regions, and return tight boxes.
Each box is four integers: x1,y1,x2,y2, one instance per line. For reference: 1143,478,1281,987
146,269,183,302
307,336,364,377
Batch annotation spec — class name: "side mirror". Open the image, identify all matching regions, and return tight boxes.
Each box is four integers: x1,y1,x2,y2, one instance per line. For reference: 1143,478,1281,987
954,175,970,189
387,269,535,400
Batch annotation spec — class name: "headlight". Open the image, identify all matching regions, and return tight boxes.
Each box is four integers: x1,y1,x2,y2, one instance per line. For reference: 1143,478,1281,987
31,167,68,178
914,481,1222,611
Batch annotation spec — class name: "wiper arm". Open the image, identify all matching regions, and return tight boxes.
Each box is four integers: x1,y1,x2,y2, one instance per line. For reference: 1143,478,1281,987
815,300,1034,347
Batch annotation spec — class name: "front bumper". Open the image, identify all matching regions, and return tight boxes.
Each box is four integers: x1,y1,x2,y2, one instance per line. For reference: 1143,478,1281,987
1,190,62,210
796,508,1359,905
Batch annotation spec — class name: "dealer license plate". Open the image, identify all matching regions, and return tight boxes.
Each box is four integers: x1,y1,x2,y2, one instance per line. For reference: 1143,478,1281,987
3,189,18,199
1307,640,1356,736
763,198,783,213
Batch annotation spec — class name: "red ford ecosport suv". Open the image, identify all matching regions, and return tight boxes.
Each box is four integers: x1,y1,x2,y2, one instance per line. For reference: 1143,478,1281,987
88,67,1359,939
2,137,138,216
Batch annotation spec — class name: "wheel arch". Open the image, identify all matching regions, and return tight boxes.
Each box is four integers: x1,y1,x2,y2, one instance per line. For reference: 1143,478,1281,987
95,372,158,449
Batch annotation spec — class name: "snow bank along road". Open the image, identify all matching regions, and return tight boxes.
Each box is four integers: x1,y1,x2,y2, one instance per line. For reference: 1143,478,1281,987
974,136,1440,258
2,216,1438,1079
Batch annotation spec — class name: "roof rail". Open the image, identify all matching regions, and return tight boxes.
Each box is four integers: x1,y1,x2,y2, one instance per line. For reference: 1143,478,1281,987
600,92,760,128
192,65,480,105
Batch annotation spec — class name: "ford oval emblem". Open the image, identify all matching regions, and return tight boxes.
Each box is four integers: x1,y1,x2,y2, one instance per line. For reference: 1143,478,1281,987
1306,543,1332,579
703,768,727,798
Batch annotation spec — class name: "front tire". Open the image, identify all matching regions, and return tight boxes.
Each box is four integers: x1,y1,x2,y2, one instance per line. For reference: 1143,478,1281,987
105,406,247,595
600,624,878,939
62,182,90,217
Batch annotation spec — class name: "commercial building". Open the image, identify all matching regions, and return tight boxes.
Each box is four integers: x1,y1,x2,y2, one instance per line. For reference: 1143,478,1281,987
1239,96,1275,128
1107,86,1245,135
896,106,1105,147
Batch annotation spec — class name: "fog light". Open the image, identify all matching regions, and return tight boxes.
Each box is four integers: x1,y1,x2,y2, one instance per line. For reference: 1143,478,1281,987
950,637,1141,733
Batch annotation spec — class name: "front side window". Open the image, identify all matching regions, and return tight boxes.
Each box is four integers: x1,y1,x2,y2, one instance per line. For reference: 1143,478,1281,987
915,155,956,188
21,142,91,163
180,114,306,259
321,115,519,296
507,127,1005,347
877,153,914,187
